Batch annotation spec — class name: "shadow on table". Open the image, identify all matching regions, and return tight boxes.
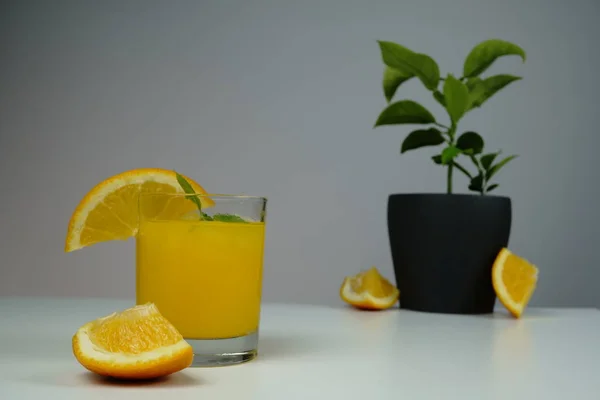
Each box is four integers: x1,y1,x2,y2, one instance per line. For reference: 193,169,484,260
479,308,564,320
340,303,559,321
22,370,204,388
83,372,203,387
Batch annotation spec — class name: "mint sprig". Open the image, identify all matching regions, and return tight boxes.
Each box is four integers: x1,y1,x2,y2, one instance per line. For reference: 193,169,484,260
175,171,212,220
212,214,247,223
174,171,248,223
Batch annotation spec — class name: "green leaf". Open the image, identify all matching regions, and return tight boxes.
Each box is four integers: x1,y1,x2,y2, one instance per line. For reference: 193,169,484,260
441,145,461,164
377,41,440,91
432,154,471,177
443,74,469,123
469,75,522,109
466,77,482,91
433,91,446,107
212,214,248,223
480,152,500,171
469,174,484,193
374,100,436,127
486,183,499,192
466,78,486,109
453,162,473,179
175,171,203,212
200,213,213,221
401,128,445,153
456,131,484,154
463,39,526,78
383,66,413,103
486,155,517,180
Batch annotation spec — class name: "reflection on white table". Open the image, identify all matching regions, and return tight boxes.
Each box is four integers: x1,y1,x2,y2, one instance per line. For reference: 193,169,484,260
0,297,599,399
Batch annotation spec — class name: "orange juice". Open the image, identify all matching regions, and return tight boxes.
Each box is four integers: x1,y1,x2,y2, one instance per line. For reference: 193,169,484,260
136,219,266,339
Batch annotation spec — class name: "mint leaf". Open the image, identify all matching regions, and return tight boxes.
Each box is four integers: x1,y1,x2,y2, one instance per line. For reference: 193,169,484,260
200,213,213,221
175,171,202,209
174,172,248,223
212,214,248,223
175,171,213,220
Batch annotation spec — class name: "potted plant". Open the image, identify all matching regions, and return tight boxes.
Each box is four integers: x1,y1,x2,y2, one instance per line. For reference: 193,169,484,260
374,39,526,314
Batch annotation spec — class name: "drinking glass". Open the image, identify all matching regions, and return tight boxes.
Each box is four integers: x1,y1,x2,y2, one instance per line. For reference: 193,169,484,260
136,193,267,367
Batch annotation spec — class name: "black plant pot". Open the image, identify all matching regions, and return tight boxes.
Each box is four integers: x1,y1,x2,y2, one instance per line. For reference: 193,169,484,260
387,193,512,314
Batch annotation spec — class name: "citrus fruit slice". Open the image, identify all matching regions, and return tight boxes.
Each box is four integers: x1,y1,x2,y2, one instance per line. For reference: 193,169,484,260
72,303,193,379
65,168,214,252
492,248,539,318
340,267,400,310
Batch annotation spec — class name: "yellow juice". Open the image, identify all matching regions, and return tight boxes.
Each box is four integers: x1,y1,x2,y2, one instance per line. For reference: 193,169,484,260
136,219,266,339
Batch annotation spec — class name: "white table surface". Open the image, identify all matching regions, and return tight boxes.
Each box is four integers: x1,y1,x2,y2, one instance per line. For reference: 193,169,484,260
1,297,599,399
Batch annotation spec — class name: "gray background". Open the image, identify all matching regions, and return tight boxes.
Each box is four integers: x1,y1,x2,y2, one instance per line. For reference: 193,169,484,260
1,0,598,307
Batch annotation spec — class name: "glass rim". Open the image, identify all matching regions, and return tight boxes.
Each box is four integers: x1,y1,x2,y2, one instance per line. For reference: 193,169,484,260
138,192,267,201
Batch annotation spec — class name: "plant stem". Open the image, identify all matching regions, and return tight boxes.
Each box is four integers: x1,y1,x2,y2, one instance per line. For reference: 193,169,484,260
446,123,457,194
447,163,453,194
469,155,486,195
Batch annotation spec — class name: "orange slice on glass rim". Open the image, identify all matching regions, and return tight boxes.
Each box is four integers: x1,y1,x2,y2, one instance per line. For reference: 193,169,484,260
64,168,214,252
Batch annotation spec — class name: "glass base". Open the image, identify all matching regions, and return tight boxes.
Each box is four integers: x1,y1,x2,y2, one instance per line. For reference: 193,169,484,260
186,331,258,367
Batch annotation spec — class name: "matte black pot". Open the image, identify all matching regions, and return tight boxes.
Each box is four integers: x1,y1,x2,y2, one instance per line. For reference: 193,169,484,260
387,193,511,314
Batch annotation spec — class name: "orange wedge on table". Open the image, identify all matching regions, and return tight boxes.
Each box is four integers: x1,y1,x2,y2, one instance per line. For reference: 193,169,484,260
492,248,539,318
72,303,193,379
64,168,214,252
340,267,400,310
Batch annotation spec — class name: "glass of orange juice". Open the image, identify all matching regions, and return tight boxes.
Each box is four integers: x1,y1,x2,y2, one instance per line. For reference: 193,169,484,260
136,192,267,367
